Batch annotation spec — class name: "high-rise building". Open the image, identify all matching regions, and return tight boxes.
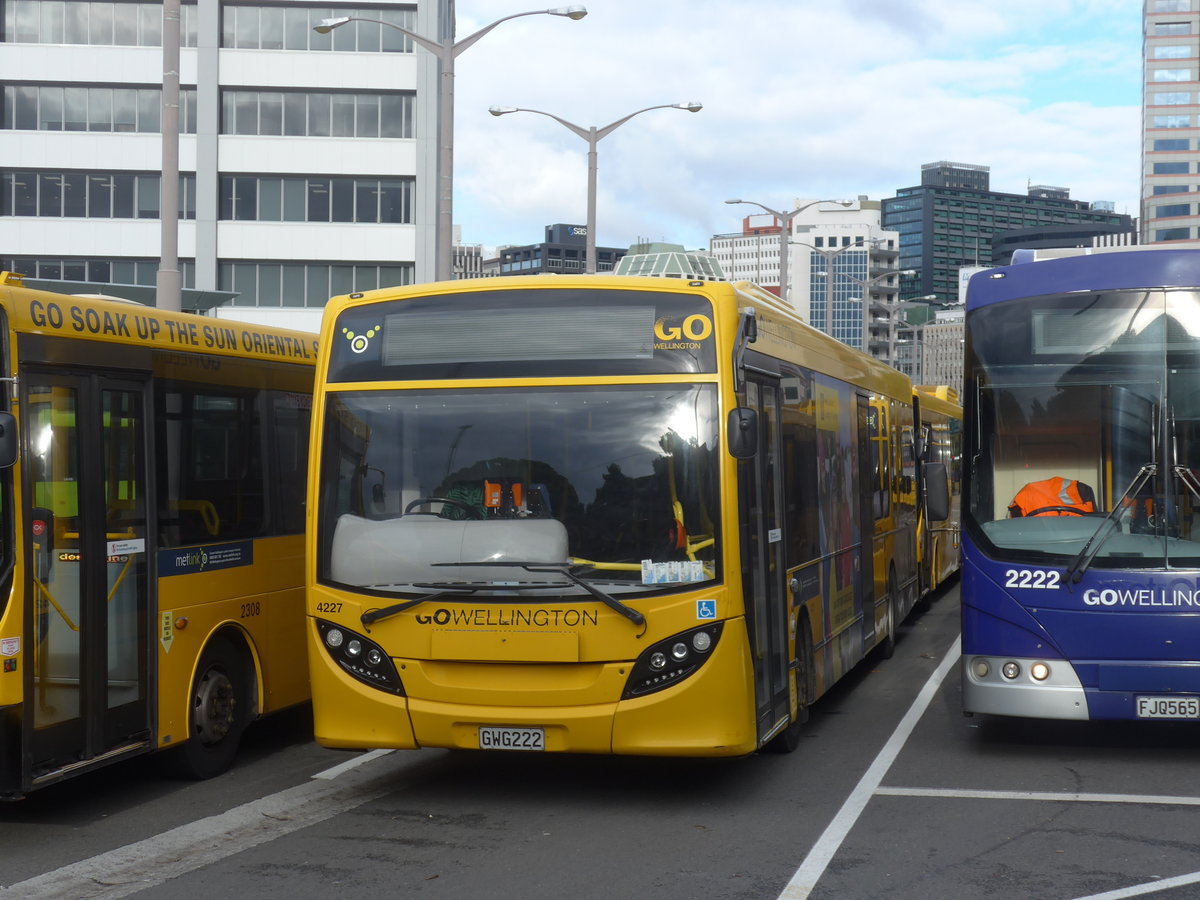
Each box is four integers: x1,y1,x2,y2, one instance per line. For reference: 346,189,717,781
711,198,908,365
1142,0,1200,242
1,0,432,312
882,162,1132,302
791,198,902,356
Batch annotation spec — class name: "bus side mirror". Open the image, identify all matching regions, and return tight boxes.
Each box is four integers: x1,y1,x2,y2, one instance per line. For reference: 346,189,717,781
924,462,950,522
0,412,15,468
727,407,758,459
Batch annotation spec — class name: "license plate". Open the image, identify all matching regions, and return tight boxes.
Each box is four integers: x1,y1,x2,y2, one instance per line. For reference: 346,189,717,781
478,726,545,751
1136,695,1200,719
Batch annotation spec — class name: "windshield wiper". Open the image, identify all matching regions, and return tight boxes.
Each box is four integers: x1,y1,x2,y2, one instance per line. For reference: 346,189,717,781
1065,463,1156,586
361,588,460,628
439,561,646,626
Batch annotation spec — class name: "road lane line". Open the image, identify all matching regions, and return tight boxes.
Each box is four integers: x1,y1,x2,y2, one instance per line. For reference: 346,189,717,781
876,786,1200,806
1070,870,1200,900
1,750,407,900
778,635,961,900
312,747,394,780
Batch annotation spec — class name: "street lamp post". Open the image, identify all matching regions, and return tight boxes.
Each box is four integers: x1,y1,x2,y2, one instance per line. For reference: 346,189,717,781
723,198,851,303
490,102,702,274
316,7,587,283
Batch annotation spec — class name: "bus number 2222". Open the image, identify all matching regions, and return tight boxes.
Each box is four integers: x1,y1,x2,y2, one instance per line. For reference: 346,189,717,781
1004,569,1061,590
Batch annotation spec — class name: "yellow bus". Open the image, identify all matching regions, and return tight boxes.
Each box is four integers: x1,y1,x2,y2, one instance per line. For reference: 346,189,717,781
306,275,949,755
0,273,317,798
913,386,962,599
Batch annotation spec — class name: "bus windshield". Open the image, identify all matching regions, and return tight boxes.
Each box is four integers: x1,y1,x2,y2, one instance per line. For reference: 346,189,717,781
316,383,721,596
967,287,1200,568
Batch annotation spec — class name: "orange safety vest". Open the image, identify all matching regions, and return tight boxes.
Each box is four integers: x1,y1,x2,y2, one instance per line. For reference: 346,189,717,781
1008,477,1095,518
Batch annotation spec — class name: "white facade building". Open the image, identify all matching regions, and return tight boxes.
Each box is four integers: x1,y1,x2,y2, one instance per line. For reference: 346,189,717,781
0,0,436,310
709,214,780,284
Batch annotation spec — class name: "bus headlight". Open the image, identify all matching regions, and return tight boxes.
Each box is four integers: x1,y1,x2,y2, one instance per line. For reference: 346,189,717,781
622,623,723,699
1001,661,1021,680
1030,662,1051,681
316,620,405,695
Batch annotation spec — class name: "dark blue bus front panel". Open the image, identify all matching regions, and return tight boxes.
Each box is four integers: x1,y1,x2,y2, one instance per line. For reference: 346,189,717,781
962,538,1200,720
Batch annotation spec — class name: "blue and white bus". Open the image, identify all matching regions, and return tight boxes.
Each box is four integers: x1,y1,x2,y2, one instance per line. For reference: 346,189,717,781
962,247,1200,721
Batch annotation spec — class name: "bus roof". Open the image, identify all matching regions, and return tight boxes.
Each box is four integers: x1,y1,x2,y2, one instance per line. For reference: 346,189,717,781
0,272,317,366
966,249,1200,311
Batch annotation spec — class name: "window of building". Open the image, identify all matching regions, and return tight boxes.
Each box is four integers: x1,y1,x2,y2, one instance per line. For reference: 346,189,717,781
1,169,195,219
1154,92,1193,105
2,84,195,133
0,255,195,287
1156,22,1192,35
221,89,414,138
1155,203,1192,217
217,260,413,306
1154,138,1191,150
1157,226,1192,240
1154,0,1192,11
1155,45,1193,59
1153,184,1191,194
1153,68,1193,82
222,5,415,52
1155,161,1192,174
1154,114,1192,128
1,0,198,46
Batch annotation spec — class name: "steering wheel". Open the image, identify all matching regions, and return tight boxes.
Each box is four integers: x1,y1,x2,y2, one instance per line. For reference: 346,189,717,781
404,496,484,519
1023,506,1088,517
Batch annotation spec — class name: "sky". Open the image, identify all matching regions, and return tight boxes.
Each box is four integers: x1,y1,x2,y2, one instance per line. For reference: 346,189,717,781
447,0,1142,255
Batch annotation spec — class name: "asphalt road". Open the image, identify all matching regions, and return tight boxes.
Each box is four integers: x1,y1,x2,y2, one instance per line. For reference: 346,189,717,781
4,582,1200,900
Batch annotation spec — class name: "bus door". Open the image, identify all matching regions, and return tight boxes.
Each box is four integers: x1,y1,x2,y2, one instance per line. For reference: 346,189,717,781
741,377,791,743
25,373,150,781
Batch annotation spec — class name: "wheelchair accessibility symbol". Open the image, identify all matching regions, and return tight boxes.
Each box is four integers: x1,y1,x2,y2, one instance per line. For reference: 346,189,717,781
696,599,716,620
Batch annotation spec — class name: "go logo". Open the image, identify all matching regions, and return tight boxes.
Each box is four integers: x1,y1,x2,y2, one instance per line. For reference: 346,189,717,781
342,323,382,354
654,315,713,342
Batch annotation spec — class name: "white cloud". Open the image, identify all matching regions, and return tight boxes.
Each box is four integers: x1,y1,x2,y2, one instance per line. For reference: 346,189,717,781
449,0,1141,252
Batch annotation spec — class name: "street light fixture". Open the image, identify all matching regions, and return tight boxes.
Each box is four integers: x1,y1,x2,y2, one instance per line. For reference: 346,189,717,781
315,7,588,283
490,102,702,274
724,198,852,303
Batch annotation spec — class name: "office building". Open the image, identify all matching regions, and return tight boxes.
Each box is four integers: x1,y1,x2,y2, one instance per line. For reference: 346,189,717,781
709,214,784,287
1,0,433,312
1143,0,1200,242
882,162,1130,302
494,224,626,275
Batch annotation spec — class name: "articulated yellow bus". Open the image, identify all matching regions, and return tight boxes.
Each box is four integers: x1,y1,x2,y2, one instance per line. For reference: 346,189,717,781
306,275,949,755
0,273,316,798
913,386,962,599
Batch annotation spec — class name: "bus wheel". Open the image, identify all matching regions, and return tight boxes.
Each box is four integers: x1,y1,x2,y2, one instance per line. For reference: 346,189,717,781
171,637,251,780
878,568,898,659
765,621,813,754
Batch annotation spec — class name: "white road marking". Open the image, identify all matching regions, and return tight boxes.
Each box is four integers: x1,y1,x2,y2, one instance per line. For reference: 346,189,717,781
1069,871,1200,900
312,747,394,780
1,750,406,900
777,635,962,900
876,786,1200,806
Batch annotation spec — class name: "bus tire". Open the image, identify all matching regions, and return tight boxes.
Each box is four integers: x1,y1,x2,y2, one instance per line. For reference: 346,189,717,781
765,619,813,754
170,636,252,780
878,567,898,659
